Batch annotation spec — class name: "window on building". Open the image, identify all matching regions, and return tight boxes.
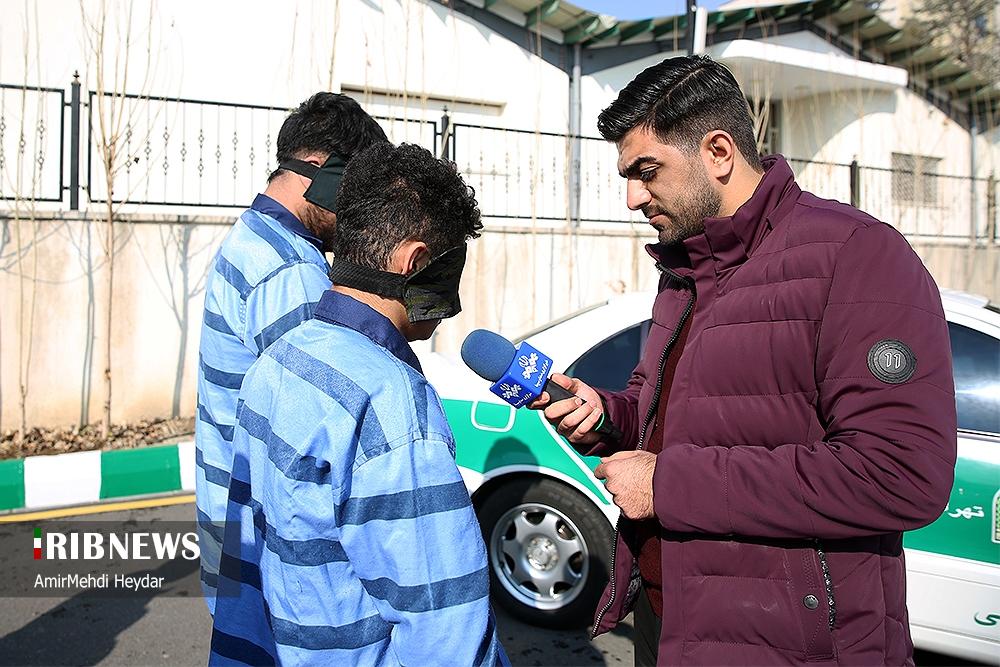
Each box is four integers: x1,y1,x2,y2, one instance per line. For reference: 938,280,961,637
891,152,941,206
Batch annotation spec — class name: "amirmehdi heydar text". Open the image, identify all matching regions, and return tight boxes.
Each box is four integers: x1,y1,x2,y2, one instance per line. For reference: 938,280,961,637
33,573,165,591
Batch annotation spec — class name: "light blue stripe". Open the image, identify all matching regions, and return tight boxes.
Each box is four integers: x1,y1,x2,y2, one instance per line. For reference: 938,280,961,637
362,566,489,613
242,213,298,263
228,476,349,566
252,302,316,354
268,339,387,458
339,480,471,525
237,406,331,485
215,256,253,300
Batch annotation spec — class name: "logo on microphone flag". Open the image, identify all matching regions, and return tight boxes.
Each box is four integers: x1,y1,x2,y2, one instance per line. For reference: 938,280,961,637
489,341,552,408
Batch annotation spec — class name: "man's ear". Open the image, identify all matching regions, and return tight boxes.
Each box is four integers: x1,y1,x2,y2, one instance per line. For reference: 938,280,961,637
297,151,328,168
390,240,430,275
701,130,737,181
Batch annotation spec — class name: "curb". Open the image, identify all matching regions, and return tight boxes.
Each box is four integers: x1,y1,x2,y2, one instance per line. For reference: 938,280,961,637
0,441,195,513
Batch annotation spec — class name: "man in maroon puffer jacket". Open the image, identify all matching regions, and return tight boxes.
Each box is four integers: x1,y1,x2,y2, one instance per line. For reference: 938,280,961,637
532,55,956,666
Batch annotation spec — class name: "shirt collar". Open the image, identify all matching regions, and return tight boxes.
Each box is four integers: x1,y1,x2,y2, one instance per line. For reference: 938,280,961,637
251,193,324,253
312,290,423,374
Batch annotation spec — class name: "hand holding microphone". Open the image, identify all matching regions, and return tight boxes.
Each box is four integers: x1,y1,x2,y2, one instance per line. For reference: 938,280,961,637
460,329,622,446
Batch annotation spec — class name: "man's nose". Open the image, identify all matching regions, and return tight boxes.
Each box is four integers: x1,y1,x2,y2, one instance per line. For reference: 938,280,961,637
626,180,651,212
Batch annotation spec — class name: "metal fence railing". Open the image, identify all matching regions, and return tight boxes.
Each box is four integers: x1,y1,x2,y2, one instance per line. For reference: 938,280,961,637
0,76,996,243
0,83,65,203
86,92,436,209
788,157,998,242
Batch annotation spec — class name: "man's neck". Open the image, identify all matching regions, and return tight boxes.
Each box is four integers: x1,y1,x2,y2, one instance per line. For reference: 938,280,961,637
331,286,408,335
717,161,766,218
262,180,312,232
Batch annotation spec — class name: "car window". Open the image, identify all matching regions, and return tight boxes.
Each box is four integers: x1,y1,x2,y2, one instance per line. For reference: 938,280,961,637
565,321,649,392
948,322,1000,435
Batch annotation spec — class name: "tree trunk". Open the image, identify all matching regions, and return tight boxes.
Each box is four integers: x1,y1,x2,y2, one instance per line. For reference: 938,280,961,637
101,154,116,439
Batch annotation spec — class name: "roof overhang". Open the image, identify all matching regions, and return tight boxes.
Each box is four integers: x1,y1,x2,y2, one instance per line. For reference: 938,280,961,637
709,38,908,97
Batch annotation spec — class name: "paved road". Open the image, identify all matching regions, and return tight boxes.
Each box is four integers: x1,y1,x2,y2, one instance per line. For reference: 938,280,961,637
0,502,982,666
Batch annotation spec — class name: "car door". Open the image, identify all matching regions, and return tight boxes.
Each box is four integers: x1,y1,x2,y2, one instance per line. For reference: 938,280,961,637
904,311,1000,663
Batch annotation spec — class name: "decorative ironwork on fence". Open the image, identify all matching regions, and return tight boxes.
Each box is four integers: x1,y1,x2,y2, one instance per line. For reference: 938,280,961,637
0,83,65,203
0,77,996,243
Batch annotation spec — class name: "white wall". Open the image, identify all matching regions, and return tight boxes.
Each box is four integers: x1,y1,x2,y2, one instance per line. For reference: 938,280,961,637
0,0,571,133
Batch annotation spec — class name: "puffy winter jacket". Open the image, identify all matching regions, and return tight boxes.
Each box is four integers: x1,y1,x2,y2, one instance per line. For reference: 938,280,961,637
591,156,957,666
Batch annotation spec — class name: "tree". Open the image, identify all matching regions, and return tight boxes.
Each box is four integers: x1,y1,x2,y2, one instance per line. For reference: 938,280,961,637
80,0,159,437
911,0,1000,80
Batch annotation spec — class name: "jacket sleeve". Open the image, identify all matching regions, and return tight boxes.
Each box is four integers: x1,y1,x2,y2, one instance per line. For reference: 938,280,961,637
338,438,507,666
590,369,644,457
653,223,957,540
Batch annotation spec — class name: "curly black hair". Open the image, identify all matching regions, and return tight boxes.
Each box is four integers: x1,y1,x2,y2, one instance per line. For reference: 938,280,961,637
333,142,482,270
270,92,388,181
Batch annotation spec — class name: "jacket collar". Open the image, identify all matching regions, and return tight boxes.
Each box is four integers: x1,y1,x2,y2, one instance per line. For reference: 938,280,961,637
647,155,800,278
312,290,423,374
251,193,325,254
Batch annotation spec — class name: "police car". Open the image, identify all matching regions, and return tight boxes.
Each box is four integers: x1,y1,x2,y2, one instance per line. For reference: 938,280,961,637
419,289,1000,664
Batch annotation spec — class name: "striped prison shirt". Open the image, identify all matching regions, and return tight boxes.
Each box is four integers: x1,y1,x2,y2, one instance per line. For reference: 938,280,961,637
209,290,508,666
195,194,331,614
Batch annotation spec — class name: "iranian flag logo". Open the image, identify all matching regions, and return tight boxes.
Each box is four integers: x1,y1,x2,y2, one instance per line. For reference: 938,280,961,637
33,527,42,560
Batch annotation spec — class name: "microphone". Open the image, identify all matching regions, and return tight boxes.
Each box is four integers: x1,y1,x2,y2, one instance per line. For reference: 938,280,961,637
460,329,623,442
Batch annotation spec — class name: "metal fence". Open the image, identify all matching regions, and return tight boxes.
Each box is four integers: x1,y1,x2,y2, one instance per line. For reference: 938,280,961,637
85,91,436,208
0,76,996,243
0,83,65,203
789,158,998,242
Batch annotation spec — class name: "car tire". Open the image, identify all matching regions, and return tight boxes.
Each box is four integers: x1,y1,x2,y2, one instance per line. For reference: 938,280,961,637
475,476,613,629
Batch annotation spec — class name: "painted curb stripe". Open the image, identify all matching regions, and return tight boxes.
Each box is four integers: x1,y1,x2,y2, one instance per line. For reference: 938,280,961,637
178,440,196,491
0,459,25,512
100,445,182,499
24,450,102,509
1,441,195,513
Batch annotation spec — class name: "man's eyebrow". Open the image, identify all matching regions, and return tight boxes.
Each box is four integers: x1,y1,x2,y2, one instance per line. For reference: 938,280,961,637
619,156,658,178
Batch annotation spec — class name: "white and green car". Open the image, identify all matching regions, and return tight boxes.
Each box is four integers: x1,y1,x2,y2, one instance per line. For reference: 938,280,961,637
419,289,1000,664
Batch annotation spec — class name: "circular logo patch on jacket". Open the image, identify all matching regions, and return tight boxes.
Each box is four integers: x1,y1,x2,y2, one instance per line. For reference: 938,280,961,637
867,339,917,384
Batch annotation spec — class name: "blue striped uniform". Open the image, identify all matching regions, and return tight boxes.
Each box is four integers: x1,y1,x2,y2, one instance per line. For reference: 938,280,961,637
196,194,331,614
209,290,508,666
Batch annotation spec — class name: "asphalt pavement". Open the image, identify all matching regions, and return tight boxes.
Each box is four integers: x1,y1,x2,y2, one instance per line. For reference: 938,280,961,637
0,501,981,667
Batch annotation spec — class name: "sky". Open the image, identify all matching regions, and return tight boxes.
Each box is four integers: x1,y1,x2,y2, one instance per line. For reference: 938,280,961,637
572,0,728,19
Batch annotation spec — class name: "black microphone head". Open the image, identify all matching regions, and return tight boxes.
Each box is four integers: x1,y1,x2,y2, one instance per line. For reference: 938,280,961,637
461,329,517,382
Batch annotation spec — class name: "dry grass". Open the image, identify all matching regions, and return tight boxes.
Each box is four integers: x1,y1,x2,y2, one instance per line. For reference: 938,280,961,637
0,417,195,460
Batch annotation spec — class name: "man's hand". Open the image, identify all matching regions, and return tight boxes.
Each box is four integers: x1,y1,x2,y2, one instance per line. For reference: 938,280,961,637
527,373,604,446
594,450,657,520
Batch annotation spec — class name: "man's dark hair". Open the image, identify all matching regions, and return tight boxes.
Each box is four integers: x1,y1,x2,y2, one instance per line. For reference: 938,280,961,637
597,55,763,171
334,143,483,270
270,92,387,181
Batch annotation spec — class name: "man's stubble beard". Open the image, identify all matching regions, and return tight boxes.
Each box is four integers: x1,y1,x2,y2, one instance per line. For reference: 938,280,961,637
656,167,722,246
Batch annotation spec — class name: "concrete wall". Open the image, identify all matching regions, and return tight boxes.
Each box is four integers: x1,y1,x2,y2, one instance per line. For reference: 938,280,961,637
2,210,996,433
0,212,661,431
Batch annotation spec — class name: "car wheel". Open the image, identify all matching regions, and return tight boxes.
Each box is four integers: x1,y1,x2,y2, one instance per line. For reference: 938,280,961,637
475,476,613,629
